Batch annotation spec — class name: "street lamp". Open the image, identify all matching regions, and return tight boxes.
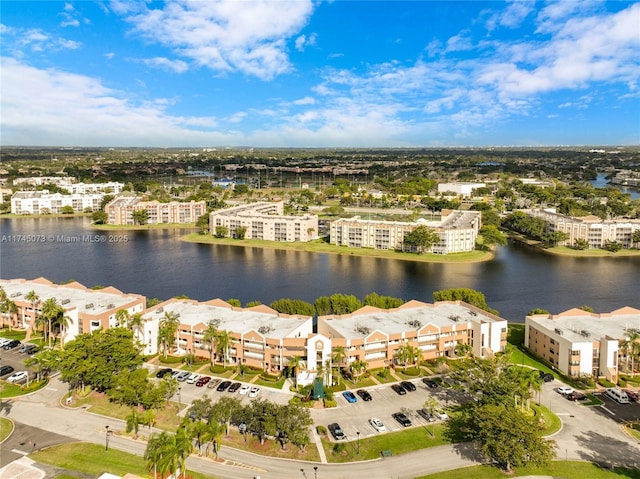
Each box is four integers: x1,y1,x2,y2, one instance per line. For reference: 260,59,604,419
178,386,182,407
356,431,360,454
105,425,112,451
314,466,318,479
300,468,307,479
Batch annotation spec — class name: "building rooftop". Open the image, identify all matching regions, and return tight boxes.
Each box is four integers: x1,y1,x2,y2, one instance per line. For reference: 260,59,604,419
146,299,312,339
528,307,640,342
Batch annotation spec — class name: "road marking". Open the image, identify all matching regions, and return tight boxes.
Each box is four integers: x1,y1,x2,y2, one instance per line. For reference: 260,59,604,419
11,449,30,455
600,406,616,416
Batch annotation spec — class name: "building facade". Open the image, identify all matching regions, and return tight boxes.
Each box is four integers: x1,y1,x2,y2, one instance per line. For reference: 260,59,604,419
106,197,206,225
11,191,105,214
437,182,486,197
318,300,507,370
527,208,640,249
525,306,640,383
329,210,481,254
209,201,318,242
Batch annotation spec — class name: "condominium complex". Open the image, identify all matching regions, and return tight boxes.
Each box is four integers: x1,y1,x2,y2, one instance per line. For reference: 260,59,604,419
329,210,481,254
106,196,206,225
437,182,486,197
318,300,507,370
11,190,105,214
11,178,124,194
525,306,640,383
209,202,318,242
527,208,640,249
0,278,147,349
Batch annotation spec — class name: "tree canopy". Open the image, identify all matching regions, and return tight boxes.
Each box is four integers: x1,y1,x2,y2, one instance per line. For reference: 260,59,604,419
433,288,499,315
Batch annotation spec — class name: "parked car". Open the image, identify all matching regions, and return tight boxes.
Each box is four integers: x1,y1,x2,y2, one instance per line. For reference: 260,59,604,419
400,381,416,392
566,391,587,402
155,368,173,378
196,376,211,387
557,386,574,395
249,387,261,398
18,343,34,353
369,417,386,432
239,384,251,395
186,373,201,384
624,389,640,402
0,338,10,346
356,389,372,401
342,391,358,403
207,378,221,389
538,370,554,382
2,340,20,350
216,380,231,391
434,411,450,420
391,383,406,395
175,371,191,382
392,412,412,427
228,382,241,393
21,344,37,355
0,365,15,377
417,408,436,422
6,371,28,383
328,422,345,440
422,378,439,388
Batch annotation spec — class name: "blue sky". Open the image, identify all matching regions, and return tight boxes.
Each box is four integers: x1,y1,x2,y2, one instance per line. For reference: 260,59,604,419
1,1,639,147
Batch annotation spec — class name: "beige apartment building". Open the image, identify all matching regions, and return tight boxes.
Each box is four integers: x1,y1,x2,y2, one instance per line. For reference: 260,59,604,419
525,306,640,383
209,201,318,242
11,190,105,214
527,208,640,249
106,196,206,225
318,300,507,370
329,210,481,254
0,278,147,349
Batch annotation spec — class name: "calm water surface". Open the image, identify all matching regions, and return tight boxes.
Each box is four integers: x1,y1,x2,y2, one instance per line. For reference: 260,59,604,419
1,217,639,323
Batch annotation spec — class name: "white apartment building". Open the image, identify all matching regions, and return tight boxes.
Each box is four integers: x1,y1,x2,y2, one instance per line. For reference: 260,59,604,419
527,208,640,249
13,177,76,186
525,306,640,383
64,182,124,194
437,182,486,197
209,201,318,242
106,196,206,225
329,210,481,254
11,190,105,214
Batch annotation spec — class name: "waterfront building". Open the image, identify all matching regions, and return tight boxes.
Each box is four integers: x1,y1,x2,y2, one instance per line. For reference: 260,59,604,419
143,298,329,384
209,201,318,242
329,210,481,254
525,306,640,383
11,190,105,214
0,278,147,349
12,176,76,187
106,196,206,225
437,182,486,197
527,208,640,249
318,300,507,370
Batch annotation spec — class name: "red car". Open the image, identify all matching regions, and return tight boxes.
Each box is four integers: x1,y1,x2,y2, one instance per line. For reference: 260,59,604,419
195,376,211,387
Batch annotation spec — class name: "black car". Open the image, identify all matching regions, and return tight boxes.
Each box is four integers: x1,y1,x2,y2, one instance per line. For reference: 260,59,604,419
392,412,412,427
0,365,15,377
356,389,372,401
2,340,20,350
216,380,232,392
422,378,439,388
417,408,436,422
328,422,345,440
228,382,241,393
538,370,554,382
391,383,406,395
155,368,173,378
400,381,416,392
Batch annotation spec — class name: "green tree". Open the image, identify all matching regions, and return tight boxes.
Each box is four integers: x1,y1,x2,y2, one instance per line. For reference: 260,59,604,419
39,297,65,347
25,348,61,381
433,288,499,315
403,225,440,254
144,431,173,479
287,355,305,387
159,311,180,358
195,213,209,234
202,320,219,366
573,238,589,250
269,298,316,316
60,205,75,214
349,359,368,384
132,209,149,225
528,308,549,315
621,329,640,375
234,226,247,239
92,210,108,224
478,225,507,249
215,329,233,367
632,229,640,248
125,408,141,438
211,396,242,437
363,292,404,309
214,225,228,238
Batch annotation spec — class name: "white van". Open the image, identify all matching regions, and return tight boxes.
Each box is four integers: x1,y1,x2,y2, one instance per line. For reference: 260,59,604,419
605,387,629,404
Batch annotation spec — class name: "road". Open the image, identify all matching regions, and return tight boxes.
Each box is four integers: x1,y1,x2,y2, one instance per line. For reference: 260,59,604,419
2,376,639,478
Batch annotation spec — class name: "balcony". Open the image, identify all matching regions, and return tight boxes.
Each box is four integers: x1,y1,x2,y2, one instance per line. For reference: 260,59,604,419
243,350,264,360
364,351,386,361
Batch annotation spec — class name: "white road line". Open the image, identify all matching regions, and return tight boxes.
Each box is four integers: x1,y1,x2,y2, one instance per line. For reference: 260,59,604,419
600,406,616,415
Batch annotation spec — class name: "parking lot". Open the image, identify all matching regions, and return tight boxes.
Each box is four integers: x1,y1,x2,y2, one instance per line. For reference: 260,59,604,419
592,391,640,422
0,344,34,384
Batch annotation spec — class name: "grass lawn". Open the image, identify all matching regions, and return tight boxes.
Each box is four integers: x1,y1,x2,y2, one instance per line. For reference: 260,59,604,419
322,424,449,463
0,329,27,340
0,379,49,398
370,369,397,384
252,376,287,389
221,429,320,462
625,422,640,442
29,442,216,479
0,417,13,442
530,403,561,436
181,233,493,264
415,461,640,479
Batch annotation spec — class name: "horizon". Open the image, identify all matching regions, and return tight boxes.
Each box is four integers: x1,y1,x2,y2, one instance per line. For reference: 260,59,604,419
2,1,639,148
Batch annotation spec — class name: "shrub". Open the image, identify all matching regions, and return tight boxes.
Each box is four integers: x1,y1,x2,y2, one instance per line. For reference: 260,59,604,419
316,425,327,436
402,367,421,376
259,372,280,382
598,378,615,388
332,443,346,455
159,356,183,364
618,378,627,388
323,398,337,408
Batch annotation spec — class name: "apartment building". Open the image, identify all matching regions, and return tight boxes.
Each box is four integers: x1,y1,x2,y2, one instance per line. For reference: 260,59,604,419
525,306,640,383
527,208,640,249
318,300,507,370
209,201,318,242
13,177,76,187
437,182,486,197
106,196,206,225
0,278,147,349
142,298,329,383
11,190,105,214
329,210,481,254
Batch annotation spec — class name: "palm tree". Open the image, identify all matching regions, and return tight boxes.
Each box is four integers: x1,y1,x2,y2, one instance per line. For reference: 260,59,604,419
25,290,40,339
145,431,172,479
202,320,219,366
126,408,141,439
203,420,222,458
215,330,232,367
40,298,64,348
173,425,193,479
331,345,347,384
115,309,130,327
622,330,640,375
54,314,72,348
127,312,145,343
158,311,180,358
288,355,305,387
0,288,18,330
350,359,368,384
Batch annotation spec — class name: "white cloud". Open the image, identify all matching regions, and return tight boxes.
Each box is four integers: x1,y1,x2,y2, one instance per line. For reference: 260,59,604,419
295,32,317,52
486,0,535,31
292,96,316,106
141,57,189,73
120,0,315,80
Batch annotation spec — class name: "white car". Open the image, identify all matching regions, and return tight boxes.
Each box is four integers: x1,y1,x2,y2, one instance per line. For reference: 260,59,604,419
557,386,574,395
239,384,251,395
6,371,28,383
186,373,201,384
369,417,386,432
435,411,449,420
249,386,261,398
